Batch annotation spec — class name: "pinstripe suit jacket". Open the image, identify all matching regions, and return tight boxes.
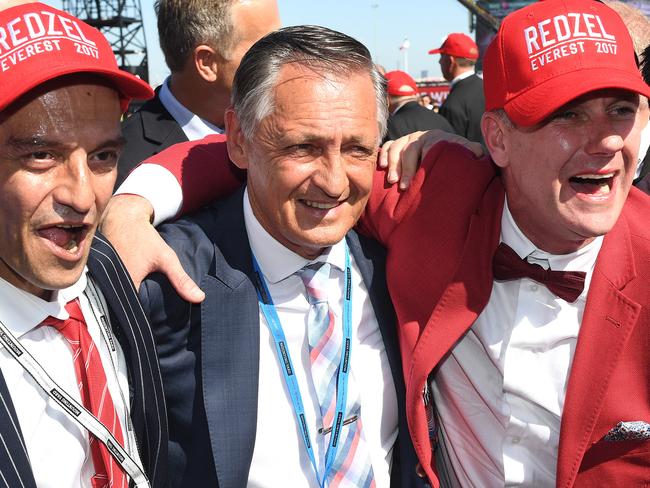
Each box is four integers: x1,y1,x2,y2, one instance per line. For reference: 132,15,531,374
0,232,168,488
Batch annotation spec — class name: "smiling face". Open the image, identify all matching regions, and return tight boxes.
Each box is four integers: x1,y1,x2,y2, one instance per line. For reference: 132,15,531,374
487,89,643,254
0,78,123,299
226,63,380,259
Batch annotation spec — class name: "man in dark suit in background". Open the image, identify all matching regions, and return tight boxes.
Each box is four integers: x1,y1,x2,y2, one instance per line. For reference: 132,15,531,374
116,0,280,188
429,32,485,144
0,3,167,487
139,26,424,488
384,70,454,142
633,44,650,191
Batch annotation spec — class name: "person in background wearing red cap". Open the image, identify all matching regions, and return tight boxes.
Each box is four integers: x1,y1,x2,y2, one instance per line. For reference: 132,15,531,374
383,70,454,143
429,32,485,145
0,3,166,487
97,0,650,486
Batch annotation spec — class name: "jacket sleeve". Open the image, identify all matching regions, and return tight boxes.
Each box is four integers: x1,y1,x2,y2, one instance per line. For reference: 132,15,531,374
140,134,246,216
358,141,492,250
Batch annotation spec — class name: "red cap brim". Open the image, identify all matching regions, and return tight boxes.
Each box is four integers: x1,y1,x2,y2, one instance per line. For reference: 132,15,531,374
505,67,650,127
0,63,153,113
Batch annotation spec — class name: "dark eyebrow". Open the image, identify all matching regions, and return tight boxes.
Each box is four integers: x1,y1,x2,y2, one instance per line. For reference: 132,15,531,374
5,135,127,151
344,135,375,146
5,136,57,151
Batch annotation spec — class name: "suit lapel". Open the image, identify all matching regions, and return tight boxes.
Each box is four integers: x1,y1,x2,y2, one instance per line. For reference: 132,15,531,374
87,233,168,487
194,189,260,488
407,179,504,477
556,214,641,488
346,231,401,386
0,371,37,488
141,92,188,146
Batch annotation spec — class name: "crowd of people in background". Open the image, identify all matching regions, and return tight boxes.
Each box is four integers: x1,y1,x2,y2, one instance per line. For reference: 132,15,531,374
0,0,649,487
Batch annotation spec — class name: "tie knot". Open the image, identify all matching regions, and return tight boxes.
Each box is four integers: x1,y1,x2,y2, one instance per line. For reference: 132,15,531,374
42,299,85,333
65,299,85,322
298,262,331,305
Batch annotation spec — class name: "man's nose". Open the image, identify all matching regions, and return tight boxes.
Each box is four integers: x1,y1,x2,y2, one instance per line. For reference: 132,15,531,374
51,151,95,214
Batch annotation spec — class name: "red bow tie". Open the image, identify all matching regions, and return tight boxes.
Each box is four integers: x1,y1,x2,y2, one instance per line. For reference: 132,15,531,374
492,243,586,302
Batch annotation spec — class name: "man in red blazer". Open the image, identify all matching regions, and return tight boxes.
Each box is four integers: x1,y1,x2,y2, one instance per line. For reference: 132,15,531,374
360,2,650,486
104,0,650,485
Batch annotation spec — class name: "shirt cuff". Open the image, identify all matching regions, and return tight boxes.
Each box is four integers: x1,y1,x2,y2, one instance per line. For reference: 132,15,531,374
114,164,183,226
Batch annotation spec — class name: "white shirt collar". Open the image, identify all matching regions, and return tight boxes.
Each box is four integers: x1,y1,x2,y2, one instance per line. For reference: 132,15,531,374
391,99,413,116
500,200,602,297
242,187,346,284
0,269,88,339
158,76,224,140
635,118,650,179
450,69,474,88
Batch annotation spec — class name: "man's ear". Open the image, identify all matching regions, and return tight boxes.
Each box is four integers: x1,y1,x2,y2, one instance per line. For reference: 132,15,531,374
225,108,249,170
193,45,219,82
481,111,510,169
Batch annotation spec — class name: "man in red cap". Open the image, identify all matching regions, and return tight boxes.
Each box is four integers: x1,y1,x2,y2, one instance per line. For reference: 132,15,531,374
429,32,485,144
99,0,650,485
0,3,166,487
384,70,454,142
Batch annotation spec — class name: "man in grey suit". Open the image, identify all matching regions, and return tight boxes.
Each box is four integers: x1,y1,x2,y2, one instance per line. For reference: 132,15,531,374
116,0,280,188
140,26,425,487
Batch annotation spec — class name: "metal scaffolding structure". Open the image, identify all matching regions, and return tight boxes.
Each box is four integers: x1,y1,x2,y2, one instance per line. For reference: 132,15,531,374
62,0,149,82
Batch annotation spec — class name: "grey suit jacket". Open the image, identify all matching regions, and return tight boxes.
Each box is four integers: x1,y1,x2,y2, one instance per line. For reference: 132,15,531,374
140,187,425,488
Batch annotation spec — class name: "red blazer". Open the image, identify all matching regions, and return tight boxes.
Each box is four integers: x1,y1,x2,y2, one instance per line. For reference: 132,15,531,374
360,142,650,487
142,136,650,487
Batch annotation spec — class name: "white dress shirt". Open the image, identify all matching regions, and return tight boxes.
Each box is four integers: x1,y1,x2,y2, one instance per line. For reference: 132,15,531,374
432,201,602,487
449,69,475,89
0,270,140,488
158,76,223,141
242,189,398,487
115,77,225,223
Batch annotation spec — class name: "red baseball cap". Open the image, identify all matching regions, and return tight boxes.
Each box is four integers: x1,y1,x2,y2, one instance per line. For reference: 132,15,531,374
428,33,479,60
385,70,418,97
483,0,650,127
0,2,153,113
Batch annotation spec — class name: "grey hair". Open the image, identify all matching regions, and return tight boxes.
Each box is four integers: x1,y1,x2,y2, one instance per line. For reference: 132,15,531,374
155,0,235,72
490,108,516,128
231,25,388,142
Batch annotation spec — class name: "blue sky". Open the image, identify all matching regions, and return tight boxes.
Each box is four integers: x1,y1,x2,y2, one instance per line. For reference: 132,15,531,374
50,0,472,86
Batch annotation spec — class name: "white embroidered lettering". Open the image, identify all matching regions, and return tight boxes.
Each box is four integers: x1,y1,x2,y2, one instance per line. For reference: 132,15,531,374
524,26,540,55
7,17,27,47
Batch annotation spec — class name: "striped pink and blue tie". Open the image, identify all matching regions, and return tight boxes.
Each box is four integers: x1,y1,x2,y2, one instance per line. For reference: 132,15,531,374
299,263,376,488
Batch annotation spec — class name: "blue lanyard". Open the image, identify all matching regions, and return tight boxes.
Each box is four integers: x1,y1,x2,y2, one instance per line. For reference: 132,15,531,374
251,245,353,487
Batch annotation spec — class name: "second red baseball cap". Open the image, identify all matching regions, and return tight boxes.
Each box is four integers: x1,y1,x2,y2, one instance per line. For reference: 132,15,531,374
385,70,418,97
0,2,154,113
428,33,479,60
483,0,650,126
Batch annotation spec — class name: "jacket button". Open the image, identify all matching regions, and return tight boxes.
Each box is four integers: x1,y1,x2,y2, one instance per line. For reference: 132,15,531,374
416,462,427,478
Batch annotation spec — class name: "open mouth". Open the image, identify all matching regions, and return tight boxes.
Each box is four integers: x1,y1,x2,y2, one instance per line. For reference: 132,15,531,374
37,223,88,254
568,172,615,197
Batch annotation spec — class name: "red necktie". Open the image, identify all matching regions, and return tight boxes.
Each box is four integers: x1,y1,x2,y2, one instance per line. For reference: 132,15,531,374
43,299,128,488
492,242,586,302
